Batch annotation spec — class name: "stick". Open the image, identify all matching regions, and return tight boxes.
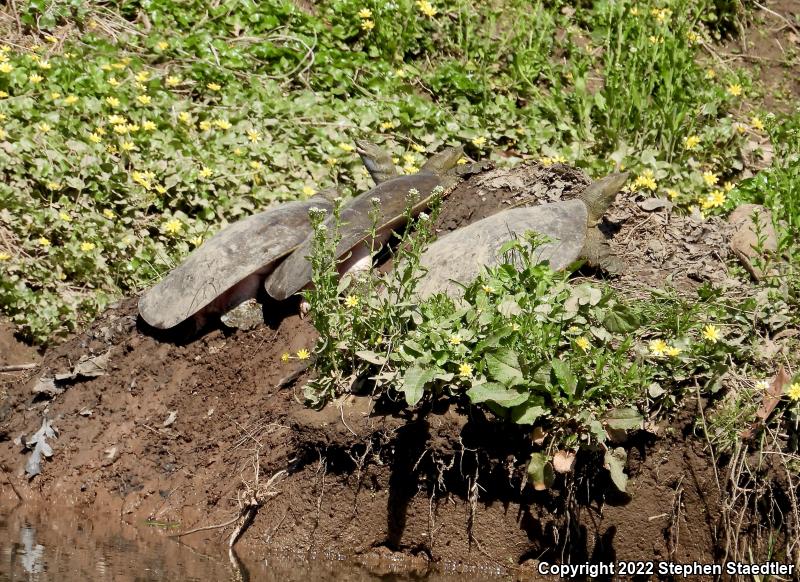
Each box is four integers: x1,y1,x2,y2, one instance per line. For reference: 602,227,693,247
0,363,38,372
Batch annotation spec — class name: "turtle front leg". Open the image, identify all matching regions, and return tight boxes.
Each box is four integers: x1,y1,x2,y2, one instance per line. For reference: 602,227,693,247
580,227,624,275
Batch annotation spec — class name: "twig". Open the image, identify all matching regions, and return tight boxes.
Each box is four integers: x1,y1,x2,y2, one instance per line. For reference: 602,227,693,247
170,514,241,538
0,363,38,372
753,1,800,37
7,0,23,35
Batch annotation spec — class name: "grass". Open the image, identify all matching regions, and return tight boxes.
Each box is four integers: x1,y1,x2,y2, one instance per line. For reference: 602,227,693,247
0,0,783,343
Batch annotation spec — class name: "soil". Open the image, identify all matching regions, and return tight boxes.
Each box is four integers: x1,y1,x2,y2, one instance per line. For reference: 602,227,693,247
0,163,761,578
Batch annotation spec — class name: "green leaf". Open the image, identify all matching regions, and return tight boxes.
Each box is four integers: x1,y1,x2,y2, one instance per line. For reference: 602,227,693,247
467,382,528,407
527,452,554,491
401,365,436,407
486,348,524,387
604,407,643,430
604,447,628,492
550,359,576,397
355,350,386,366
511,399,546,425
603,304,640,333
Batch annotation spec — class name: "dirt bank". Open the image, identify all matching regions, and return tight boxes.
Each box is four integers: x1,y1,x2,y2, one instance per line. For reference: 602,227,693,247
0,163,771,577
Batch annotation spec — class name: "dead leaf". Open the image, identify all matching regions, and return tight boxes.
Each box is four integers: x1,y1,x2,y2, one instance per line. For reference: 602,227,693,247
638,197,672,212
552,450,576,473
163,411,177,427
741,367,790,440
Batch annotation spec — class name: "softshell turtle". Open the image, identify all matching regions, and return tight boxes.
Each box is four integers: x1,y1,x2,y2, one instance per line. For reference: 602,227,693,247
414,172,628,299
264,144,466,301
138,191,336,330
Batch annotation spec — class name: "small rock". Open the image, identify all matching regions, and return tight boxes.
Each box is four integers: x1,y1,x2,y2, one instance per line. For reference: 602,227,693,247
220,299,264,330
638,197,672,212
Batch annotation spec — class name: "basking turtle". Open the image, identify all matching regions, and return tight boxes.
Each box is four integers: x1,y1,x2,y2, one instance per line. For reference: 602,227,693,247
413,172,629,299
138,191,337,330
264,144,467,301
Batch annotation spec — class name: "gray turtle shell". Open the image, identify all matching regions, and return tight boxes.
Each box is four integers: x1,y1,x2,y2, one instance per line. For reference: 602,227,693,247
414,199,588,299
265,172,458,301
139,194,334,330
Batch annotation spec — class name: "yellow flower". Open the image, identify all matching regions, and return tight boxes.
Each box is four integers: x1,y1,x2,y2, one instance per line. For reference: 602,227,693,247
164,218,183,235
648,339,668,356
633,169,657,191
132,171,152,189
207,82,222,91
59,211,72,222
108,114,125,125
113,124,129,134
701,190,726,210
64,95,79,105
154,184,166,194
723,181,735,192
190,236,203,246
46,181,61,191
751,116,764,131
575,336,590,351
199,166,213,178
358,8,373,18
50,91,61,99
157,41,169,51
281,352,290,362
0,63,12,74
482,285,495,294
136,94,152,105
233,147,243,156
302,186,316,197
142,120,156,131
684,135,701,150
199,120,212,131
103,209,115,219
787,383,800,401
705,69,716,79
380,121,396,130
344,295,359,308
37,122,53,133
29,73,44,84
702,324,721,343
457,157,468,165
448,334,462,346
296,348,311,360
214,118,231,130
80,241,96,252
416,0,437,17
247,129,260,143
106,144,118,154
106,96,120,108
121,141,135,152
178,112,191,124
458,362,473,377
38,237,51,248
403,164,419,174
112,61,126,70
0,128,6,140
472,136,486,147
361,20,375,31
249,160,262,170
666,189,679,199
702,171,718,187
127,123,140,133
0,90,8,98
727,83,742,97
166,76,180,87
411,143,425,153
38,61,52,70
326,157,338,166
0,252,10,261
135,71,149,83
338,142,355,152
665,346,682,357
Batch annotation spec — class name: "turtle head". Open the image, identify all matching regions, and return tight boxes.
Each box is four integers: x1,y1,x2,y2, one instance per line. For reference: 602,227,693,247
356,139,398,185
419,145,464,175
578,171,629,225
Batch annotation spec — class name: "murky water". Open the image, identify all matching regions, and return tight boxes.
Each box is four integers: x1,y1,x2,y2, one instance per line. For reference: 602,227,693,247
0,507,505,581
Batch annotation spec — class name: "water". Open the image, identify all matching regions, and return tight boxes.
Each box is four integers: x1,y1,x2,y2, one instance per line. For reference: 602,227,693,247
0,508,404,581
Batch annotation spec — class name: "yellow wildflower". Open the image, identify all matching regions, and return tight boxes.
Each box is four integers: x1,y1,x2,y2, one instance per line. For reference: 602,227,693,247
344,295,359,308
59,211,72,222
358,8,373,18
178,111,191,124
787,383,800,401
157,41,169,51
482,285,495,294
190,236,203,246
338,142,355,152
163,218,183,235
113,124,129,134
38,237,51,248
38,123,52,133
302,186,316,197
727,83,742,97
0,63,12,74
46,181,61,191
80,242,96,252
648,339,668,356
108,77,120,88
702,171,718,187
198,166,213,178
684,135,701,150
472,136,486,147
326,157,338,166
142,120,156,131
108,114,125,125
705,69,716,79
380,121,396,130
0,128,6,140
575,337,590,352
136,94,152,105
50,91,61,99
0,90,8,98
666,189,679,199
459,362,473,377
103,209,115,219
207,82,221,91
64,95,78,105
127,123,140,133
214,118,231,130
106,96,120,108
665,346,682,357
135,71,149,83
249,160,262,170
633,169,657,191
403,164,419,174
751,116,764,131
166,76,180,87
120,141,135,152
0,252,10,261
154,184,166,194
701,190,726,210
29,73,44,84
361,20,375,31
247,129,261,143
281,353,290,363
448,334,462,346
457,157,468,165
416,0,437,17
199,120,212,131
702,324,721,343
38,61,52,70
296,348,311,360
723,181,735,192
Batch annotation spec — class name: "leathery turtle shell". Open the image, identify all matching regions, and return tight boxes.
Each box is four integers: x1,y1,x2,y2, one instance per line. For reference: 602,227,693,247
265,172,458,301
414,199,588,299
138,194,334,330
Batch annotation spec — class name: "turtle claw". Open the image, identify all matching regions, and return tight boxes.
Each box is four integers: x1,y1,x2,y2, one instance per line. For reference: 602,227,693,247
299,299,311,319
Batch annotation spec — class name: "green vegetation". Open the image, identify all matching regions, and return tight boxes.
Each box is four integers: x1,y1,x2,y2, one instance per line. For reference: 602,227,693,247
0,0,782,343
